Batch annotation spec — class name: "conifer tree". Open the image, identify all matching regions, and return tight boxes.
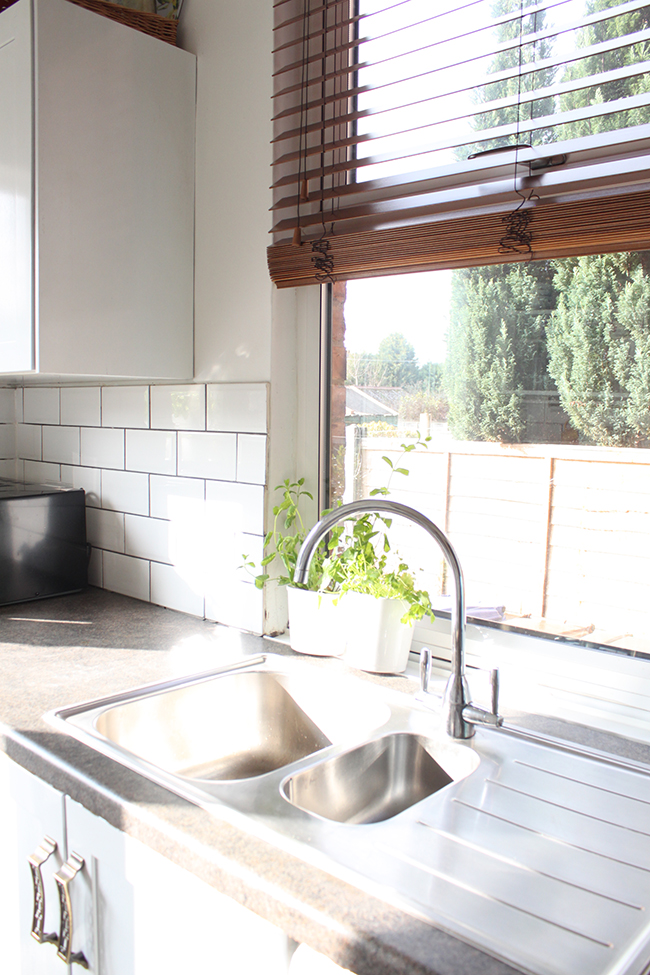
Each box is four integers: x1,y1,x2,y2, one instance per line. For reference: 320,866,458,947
547,252,650,445
446,261,556,441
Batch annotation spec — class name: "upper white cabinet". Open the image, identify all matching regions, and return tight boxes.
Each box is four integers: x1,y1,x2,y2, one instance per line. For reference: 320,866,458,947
0,0,195,379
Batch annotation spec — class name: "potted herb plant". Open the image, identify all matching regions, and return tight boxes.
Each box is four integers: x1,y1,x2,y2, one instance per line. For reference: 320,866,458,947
242,438,435,672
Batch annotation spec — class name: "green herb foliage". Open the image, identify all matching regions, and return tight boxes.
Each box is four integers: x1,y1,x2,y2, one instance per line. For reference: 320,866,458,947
242,440,435,626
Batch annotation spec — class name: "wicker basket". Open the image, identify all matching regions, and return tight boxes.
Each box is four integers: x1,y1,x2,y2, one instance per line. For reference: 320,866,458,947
0,0,178,45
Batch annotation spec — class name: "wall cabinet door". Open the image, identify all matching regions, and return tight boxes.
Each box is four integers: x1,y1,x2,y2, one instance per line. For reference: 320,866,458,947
0,0,196,380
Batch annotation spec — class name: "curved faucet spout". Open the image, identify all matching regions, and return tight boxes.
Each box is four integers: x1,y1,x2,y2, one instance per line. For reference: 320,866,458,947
294,499,499,739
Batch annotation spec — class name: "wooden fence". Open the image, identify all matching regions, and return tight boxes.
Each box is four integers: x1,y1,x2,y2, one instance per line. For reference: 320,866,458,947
357,437,650,654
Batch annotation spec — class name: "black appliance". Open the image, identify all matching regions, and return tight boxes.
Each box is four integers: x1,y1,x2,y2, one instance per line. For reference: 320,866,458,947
0,479,87,605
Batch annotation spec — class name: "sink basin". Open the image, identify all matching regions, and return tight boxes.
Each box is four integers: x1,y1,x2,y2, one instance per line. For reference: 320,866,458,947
95,670,331,781
49,654,391,785
282,732,479,823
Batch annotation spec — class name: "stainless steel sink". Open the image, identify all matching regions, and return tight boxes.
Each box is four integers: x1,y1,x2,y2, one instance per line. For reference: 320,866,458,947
47,652,650,975
283,732,479,823
48,654,391,788
95,670,331,781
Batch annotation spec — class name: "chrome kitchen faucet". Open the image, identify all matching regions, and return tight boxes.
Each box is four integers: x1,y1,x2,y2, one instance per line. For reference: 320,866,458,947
293,499,503,739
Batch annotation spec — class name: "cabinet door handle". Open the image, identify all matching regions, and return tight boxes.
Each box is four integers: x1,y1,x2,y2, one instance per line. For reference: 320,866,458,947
53,852,89,969
27,835,59,945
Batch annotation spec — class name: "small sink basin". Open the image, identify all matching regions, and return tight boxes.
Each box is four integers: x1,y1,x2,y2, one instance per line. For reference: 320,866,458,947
95,670,331,781
282,732,480,823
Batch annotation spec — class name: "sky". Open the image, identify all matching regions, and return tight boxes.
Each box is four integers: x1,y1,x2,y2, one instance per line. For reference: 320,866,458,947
342,269,452,364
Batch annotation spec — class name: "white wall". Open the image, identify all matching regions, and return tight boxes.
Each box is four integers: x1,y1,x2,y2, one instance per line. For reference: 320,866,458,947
179,0,275,384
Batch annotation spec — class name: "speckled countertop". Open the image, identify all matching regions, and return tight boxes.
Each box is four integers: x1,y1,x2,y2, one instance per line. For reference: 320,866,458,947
2,588,649,975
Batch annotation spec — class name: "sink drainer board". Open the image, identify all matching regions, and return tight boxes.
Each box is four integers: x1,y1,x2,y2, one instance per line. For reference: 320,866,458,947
47,654,650,975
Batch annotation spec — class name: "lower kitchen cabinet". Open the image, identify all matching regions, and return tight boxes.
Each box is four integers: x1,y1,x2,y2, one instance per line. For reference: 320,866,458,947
0,753,295,974
0,750,66,973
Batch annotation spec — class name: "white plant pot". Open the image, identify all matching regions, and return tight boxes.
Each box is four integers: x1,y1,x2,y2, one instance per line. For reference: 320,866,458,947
286,587,345,657
341,592,414,674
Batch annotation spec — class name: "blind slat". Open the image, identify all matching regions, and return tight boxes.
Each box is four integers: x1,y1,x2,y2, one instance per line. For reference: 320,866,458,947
272,61,650,148
273,0,650,79
273,23,650,101
273,92,650,178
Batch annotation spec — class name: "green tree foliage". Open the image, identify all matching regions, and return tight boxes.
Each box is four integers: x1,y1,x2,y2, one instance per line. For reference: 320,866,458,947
347,333,421,388
446,262,556,441
556,0,650,140
375,333,421,387
467,0,556,157
547,252,650,445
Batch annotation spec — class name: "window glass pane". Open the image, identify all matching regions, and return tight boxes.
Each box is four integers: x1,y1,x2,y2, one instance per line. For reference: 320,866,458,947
328,251,650,655
354,0,650,181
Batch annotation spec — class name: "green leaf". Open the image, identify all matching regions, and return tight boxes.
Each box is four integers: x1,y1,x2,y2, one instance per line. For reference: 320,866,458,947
382,456,394,468
395,467,409,476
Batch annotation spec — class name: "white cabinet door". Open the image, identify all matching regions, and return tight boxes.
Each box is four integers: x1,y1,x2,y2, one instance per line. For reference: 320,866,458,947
124,831,294,975
64,797,134,975
0,753,69,974
0,0,33,372
66,797,294,975
0,0,195,380
2,757,295,975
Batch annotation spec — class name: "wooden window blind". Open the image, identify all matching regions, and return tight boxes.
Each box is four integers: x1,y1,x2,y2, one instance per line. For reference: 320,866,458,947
269,0,650,287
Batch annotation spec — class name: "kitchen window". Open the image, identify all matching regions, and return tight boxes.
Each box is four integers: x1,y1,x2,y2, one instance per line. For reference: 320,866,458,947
270,0,650,659
324,253,650,658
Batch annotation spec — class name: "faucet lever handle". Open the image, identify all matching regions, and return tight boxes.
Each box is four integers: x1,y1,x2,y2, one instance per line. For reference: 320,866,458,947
490,667,500,717
420,647,432,694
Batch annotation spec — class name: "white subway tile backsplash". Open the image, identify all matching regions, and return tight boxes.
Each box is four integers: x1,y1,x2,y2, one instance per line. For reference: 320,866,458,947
24,460,61,483
102,386,149,428
178,431,237,480
236,434,267,484
81,427,124,470
16,424,41,460
103,551,150,602
23,387,59,424
102,469,149,516
88,546,102,587
205,480,264,536
61,387,101,427
205,582,264,634
42,426,80,465
0,388,14,423
150,474,204,519
0,459,18,478
61,465,101,506
0,424,15,459
151,385,205,431
86,507,125,553
125,514,170,563
150,562,204,617
6,381,270,634
207,383,268,434
126,429,176,476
